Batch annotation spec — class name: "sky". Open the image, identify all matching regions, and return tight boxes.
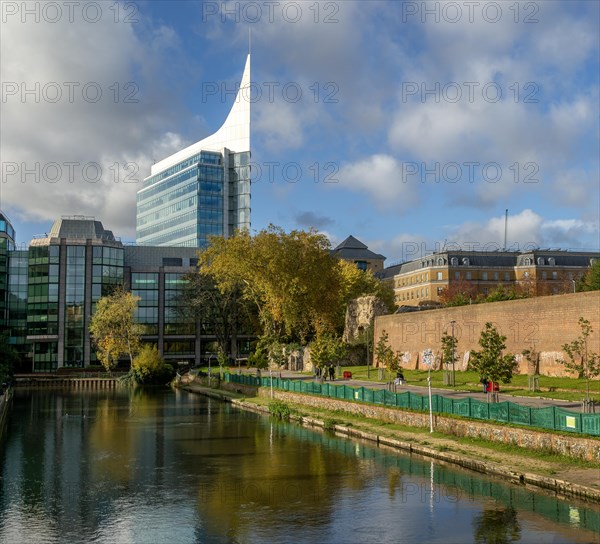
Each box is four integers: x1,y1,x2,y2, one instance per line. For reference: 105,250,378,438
1,0,599,263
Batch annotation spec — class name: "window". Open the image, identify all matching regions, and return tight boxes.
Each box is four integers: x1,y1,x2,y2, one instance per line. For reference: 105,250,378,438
437,287,443,295
466,272,471,280
163,257,183,267
482,272,488,281
454,271,460,280
437,272,443,280
462,258,470,266
483,287,489,295
493,272,499,281
548,257,555,266
541,271,547,280
355,260,368,271
552,271,558,280
450,257,458,266
504,272,510,281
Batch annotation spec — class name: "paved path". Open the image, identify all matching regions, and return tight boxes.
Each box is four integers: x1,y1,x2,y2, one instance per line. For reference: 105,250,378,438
235,369,589,412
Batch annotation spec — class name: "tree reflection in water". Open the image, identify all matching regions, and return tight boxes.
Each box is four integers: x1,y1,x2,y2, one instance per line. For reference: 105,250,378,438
473,507,521,544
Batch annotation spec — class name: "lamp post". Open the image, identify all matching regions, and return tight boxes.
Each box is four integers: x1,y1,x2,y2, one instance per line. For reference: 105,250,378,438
366,327,371,379
450,320,456,386
424,349,434,433
571,279,576,294
208,354,214,387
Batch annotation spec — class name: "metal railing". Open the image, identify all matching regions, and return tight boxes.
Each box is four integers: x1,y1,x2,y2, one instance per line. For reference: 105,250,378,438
225,374,600,436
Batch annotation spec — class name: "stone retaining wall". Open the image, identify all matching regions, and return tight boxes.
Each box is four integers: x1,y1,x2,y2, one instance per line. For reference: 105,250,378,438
254,388,600,462
374,291,600,377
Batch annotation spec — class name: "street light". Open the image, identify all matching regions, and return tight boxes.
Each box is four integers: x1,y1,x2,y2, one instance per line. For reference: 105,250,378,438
450,320,456,387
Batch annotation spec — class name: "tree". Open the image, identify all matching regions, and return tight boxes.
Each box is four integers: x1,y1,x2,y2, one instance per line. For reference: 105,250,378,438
561,317,600,408
375,330,401,383
130,344,175,385
175,271,256,359
468,323,518,401
438,279,478,307
199,226,342,345
310,334,347,372
337,259,396,316
0,333,18,386
441,331,458,383
578,259,600,292
89,287,142,371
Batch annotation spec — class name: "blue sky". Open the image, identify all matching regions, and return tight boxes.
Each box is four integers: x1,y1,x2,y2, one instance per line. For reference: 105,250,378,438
1,0,598,262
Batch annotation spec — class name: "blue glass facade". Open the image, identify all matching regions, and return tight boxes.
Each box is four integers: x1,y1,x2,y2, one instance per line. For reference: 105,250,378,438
136,149,250,248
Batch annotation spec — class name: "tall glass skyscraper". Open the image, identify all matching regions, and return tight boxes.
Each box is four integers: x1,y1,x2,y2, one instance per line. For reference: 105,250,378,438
136,55,251,247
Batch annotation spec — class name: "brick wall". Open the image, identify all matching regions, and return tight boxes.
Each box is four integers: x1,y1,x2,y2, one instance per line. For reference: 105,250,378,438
374,291,600,377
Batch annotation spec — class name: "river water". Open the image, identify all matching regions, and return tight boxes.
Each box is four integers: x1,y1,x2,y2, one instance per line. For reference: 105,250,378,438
0,388,597,544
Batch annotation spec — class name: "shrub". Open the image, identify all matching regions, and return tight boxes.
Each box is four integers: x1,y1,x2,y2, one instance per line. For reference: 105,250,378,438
268,400,292,420
130,345,176,385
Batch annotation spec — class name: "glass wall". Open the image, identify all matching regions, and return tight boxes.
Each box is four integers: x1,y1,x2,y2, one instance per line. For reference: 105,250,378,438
132,273,159,335
7,250,30,370
64,246,85,367
164,273,195,336
28,245,59,371
137,151,224,247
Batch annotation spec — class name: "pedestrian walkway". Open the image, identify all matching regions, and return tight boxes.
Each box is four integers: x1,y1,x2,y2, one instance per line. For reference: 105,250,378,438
236,368,586,412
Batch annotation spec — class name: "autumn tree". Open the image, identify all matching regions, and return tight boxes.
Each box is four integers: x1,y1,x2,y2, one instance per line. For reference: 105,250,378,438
561,317,600,409
468,322,518,401
175,271,256,359
337,259,396,315
200,226,343,344
310,334,347,373
375,330,401,383
130,344,175,385
89,287,142,371
438,279,478,307
578,259,600,292
440,331,458,385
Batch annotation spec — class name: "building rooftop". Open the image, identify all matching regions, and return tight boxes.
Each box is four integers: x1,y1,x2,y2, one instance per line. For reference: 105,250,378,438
331,235,386,262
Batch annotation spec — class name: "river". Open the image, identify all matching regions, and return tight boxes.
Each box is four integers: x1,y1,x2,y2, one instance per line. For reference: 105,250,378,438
0,388,597,544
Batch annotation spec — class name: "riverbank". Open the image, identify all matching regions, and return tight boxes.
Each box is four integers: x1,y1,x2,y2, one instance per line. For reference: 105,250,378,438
0,388,12,441
177,380,600,503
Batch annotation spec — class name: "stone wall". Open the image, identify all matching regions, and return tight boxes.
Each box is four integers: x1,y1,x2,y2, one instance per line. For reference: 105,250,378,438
374,291,600,377
343,295,388,343
257,388,600,462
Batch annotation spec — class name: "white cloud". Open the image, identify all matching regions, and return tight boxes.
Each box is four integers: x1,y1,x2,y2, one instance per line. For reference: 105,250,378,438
339,154,419,211
0,8,187,238
447,209,599,250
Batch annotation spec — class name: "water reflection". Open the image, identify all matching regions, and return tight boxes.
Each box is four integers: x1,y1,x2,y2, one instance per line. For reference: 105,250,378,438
0,388,597,544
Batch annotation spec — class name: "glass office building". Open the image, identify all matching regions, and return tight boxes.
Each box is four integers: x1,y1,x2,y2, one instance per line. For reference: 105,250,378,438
136,55,251,247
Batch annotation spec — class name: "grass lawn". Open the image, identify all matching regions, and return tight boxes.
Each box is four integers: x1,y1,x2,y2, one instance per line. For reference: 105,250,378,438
336,366,600,402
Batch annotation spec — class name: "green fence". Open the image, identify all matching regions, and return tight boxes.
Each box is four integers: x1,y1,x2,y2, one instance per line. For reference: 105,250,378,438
226,374,600,437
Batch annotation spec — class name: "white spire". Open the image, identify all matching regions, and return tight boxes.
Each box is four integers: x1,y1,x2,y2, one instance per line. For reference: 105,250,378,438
151,54,251,175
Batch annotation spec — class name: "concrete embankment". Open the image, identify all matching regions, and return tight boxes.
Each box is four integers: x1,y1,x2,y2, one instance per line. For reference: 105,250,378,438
177,380,600,504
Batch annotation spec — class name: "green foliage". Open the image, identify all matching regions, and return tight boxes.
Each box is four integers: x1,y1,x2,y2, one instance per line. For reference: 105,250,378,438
375,330,401,380
268,399,292,420
248,339,269,370
176,271,257,358
310,333,347,370
469,322,518,385
199,225,395,345
323,418,338,431
89,287,142,371
0,333,18,386
578,259,600,291
560,317,600,402
200,226,341,344
337,259,396,314
440,332,458,368
129,344,175,385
